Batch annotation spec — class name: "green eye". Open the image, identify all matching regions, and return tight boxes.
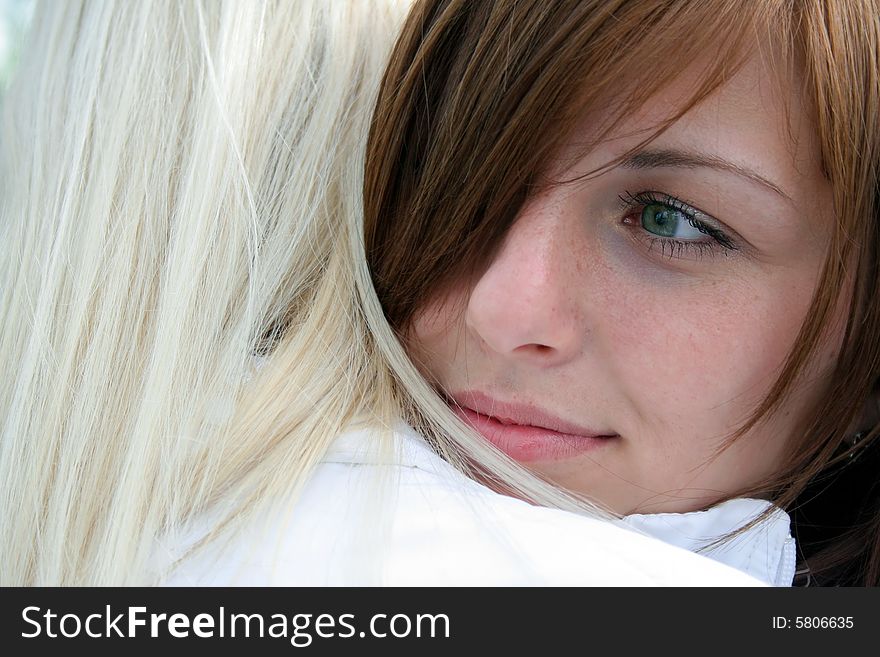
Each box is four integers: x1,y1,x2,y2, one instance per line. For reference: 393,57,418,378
619,191,740,258
640,203,703,240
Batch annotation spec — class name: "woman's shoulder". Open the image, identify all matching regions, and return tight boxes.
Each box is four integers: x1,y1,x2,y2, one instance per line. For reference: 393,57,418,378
160,423,765,586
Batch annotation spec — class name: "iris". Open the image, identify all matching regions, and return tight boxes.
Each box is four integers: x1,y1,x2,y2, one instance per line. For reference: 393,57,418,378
642,204,688,238
641,203,704,240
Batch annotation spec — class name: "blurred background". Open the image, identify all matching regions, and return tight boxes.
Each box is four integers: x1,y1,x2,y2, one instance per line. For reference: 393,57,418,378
1,0,34,91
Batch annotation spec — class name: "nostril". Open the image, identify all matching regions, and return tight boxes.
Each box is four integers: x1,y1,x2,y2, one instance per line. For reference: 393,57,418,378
515,343,554,355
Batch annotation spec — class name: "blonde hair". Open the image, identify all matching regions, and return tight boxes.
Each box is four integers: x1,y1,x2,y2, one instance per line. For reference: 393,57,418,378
0,0,598,586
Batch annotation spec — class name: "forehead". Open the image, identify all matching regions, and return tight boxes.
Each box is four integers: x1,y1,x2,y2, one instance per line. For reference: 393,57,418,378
651,52,819,193
569,47,825,207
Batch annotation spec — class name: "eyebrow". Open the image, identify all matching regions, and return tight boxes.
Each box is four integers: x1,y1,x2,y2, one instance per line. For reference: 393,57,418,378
618,148,793,203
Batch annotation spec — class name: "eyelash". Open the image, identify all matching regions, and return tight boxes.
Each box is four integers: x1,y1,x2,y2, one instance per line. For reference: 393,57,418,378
617,190,739,260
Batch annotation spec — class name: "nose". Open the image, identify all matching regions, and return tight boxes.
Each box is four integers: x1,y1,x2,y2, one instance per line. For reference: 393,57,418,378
465,196,583,366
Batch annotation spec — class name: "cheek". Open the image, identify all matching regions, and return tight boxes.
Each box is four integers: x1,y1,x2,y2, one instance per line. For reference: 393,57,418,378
602,268,815,429
406,292,468,378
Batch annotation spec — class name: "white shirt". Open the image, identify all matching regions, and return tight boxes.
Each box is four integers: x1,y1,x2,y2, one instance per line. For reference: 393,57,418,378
159,423,769,586
623,499,796,586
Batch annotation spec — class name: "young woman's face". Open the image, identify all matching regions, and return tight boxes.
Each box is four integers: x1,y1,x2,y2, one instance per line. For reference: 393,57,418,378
407,51,844,514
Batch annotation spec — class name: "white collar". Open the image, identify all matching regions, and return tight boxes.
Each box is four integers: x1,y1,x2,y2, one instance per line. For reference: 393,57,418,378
324,423,796,586
323,421,463,473
621,498,797,587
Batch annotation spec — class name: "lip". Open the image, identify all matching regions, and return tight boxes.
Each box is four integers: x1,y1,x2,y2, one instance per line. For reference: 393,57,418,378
449,390,619,462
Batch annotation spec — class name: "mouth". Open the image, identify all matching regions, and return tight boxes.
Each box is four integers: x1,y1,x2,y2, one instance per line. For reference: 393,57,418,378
448,390,619,462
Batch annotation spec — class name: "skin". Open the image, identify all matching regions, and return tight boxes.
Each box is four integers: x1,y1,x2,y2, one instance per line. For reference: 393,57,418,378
407,50,847,514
